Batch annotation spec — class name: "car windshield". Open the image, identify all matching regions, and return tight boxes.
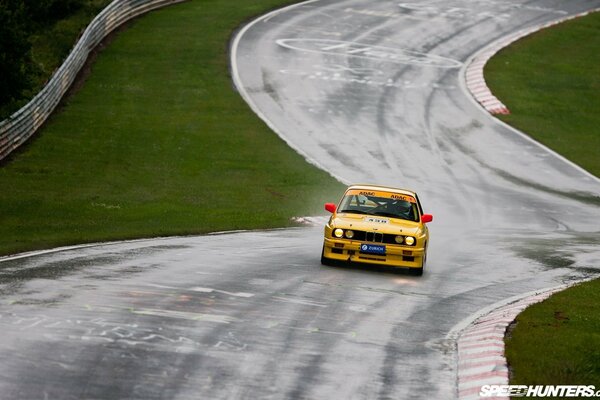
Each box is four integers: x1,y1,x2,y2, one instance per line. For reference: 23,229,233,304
338,190,419,222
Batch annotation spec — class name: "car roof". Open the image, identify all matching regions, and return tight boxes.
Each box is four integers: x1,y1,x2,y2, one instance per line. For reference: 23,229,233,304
346,184,418,197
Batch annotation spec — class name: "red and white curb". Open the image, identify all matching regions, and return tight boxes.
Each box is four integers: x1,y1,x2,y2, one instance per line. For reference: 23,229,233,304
448,285,570,400
464,8,600,115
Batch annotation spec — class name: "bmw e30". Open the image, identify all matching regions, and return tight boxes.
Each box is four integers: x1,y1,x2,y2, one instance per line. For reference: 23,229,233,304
321,184,433,275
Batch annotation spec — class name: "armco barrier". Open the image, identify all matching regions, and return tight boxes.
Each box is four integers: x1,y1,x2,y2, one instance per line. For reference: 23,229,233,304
0,0,187,161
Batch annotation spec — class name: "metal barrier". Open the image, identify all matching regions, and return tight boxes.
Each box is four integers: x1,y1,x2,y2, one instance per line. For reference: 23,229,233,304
0,0,187,161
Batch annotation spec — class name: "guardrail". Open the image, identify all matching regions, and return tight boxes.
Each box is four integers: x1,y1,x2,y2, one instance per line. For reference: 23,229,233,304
0,0,187,161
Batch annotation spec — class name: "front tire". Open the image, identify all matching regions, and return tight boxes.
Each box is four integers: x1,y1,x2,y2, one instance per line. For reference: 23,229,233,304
409,266,424,276
321,246,333,266
409,252,426,276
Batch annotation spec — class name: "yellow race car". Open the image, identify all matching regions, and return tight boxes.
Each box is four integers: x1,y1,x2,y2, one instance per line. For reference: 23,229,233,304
321,184,433,275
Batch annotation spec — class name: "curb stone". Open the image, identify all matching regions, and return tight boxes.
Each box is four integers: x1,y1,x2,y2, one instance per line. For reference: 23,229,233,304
453,286,567,400
464,9,600,115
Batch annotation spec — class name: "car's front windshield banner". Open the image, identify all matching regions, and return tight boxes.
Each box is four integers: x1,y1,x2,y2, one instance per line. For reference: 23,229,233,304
345,189,416,203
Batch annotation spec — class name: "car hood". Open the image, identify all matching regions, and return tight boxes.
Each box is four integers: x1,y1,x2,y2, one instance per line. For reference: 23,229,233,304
332,213,421,235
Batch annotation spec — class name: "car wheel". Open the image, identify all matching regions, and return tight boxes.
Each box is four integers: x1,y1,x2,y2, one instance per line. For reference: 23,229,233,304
321,246,333,266
409,266,424,276
409,253,426,276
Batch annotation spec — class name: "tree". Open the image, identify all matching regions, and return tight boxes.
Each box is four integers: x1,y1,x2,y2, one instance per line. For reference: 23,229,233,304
0,0,33,108
0,0,86,114
26,0,84,25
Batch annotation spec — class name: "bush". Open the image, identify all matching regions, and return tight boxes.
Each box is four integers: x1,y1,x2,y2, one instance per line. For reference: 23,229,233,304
0,0,33,106
0,0,85,114
27,0,84,25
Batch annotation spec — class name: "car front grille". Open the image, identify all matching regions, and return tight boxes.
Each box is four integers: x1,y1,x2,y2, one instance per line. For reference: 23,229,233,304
351,230,397,245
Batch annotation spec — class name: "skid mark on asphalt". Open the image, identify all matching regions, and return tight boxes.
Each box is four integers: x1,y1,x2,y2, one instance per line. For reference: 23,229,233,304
145,283,254,298
190,287,254,298
272,295,328,308
264,320,355,337
248,278,274,286
132,308,237,324
2,313,210,354
213,332,248,351
302,279,429,298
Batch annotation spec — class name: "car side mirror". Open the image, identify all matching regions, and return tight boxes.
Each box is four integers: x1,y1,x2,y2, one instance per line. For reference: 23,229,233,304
325,203,337,213
421,214,433,223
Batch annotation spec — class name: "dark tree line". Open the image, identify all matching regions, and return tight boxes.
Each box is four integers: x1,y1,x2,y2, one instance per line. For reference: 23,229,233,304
0,0,84,110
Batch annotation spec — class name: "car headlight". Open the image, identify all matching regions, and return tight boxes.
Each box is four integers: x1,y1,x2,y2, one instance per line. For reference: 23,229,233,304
334,228,344,238
345,230,354,239
395,235,404,244
405,236,415,246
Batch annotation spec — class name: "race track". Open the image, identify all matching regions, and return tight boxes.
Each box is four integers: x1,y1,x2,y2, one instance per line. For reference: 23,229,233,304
1,0,599,398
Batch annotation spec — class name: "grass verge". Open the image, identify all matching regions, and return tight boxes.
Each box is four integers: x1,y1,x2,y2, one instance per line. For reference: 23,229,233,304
485,12,600,388
505,280,600,387
0,0,344,256
485,11,600,177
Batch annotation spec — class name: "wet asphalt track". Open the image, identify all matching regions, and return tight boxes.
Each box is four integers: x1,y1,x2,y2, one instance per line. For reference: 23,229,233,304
2,0,600,399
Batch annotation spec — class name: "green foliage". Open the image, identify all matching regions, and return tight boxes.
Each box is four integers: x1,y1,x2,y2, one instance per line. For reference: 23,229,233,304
0,0,109,118
0,0,33,106
26,0,84,25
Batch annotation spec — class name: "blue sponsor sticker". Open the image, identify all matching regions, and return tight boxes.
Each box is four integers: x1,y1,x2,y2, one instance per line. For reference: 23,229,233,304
360,244,386,255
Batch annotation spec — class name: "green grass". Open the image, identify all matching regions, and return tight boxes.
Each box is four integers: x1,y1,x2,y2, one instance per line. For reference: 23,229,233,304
485,12,600,389
485,12,600,177
505,280,600,388
0,0,344,256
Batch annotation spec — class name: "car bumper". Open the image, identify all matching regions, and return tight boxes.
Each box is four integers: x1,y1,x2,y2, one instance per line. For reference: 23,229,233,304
323,237,425,269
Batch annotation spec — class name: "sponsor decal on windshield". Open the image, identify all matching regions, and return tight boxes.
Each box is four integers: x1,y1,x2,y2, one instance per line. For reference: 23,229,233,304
346,189,416,203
